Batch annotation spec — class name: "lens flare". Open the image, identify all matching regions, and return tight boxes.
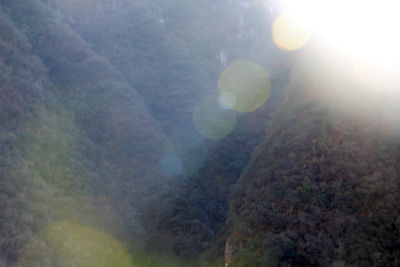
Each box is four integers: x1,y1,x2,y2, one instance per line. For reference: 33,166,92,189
272,11,312,51
18,221,134,267
193,96,237,139
275,0,400,70
160,152,183,176
164,128,207,176
219,92,237,110
218,61,271,112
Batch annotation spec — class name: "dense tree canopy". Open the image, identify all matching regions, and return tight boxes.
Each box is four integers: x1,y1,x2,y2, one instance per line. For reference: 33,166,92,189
1,0,399,266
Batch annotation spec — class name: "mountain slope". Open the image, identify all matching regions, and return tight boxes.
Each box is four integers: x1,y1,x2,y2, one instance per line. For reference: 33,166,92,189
0,1,171,265
227,56,400,266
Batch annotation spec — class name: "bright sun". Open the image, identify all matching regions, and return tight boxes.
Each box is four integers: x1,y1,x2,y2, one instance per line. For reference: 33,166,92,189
272,0,400,70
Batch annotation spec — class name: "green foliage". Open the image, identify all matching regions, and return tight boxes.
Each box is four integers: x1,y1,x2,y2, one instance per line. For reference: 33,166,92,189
228,78,400,266
231,249,276,267
5,0,399,266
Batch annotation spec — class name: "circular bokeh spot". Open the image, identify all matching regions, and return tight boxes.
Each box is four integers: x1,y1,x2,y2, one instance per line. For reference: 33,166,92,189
160,152,183,176
218,61,271,112
272,11,311,51
193,96,237,139
218,92,237,110
180,139,207,176
18,221,134,267
166,128,208,176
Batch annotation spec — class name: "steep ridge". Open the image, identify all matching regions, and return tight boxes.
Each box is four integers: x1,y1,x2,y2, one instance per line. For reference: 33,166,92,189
0,1,170,265
150,73,288,262
227,53,400,266
0,0,296,266
39,1,290,262
0,6,126,265
46,0,242,133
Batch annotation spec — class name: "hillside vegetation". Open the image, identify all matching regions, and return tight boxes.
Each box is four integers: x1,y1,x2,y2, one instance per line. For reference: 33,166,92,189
1,1,399,266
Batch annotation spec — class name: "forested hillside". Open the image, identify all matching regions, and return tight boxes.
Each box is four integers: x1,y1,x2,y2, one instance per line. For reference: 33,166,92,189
227,50,400,266
1,0,400,266
0,0,168,265
0,0,282,266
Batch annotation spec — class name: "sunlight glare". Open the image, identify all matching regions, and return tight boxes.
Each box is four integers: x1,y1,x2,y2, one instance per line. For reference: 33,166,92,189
272,11,311,51
276,0,400,69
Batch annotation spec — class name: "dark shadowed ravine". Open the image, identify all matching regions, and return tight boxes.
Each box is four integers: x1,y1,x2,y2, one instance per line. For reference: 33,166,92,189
0,0,400,266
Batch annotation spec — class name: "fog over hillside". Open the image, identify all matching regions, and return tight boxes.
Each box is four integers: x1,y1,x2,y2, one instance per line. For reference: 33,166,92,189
1,0,400,266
